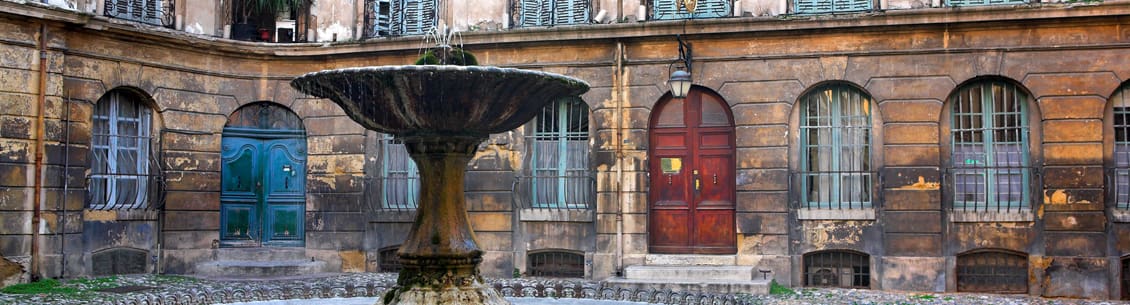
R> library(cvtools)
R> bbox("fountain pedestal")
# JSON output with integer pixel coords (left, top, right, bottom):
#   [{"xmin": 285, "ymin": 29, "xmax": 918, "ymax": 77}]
[
  {"xmin": 291, "ymin": 65, "xmax": 588, "ymax": 305},
  {"xmin": 382, "ymin": 135, "xmax": 506, "ymax": 305}
]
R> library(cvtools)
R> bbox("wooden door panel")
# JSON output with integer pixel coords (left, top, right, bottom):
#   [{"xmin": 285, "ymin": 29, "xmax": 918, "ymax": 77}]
[
  {"xmin": 698, "ymin": 155, "xmax": 734, "ymax": 205},
  {"xmin": 263, "ymin": 138, "xmax": 306, "ymax": 247},
  {"xmin": 694, "ymin": 210, "xmax": 735, "ymax": 248},
  {"xmin": 650, "ymin": 211, "xmax": 690, "ymax": 249}
]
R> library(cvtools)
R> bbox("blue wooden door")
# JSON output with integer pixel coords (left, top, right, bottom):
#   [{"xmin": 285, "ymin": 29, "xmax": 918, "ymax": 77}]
[{"xmin": 220, "ymin": 136, "xmax": 306, "ymax": 247}]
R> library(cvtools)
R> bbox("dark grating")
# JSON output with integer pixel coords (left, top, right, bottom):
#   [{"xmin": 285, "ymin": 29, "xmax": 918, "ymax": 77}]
[
  {"xmin": 1122, "ymin": 257, "xmax": 1129, "ymax": 300},
  {"xmin": 527, "ymin": 251, "xmax": 584, "ymax": 278},
  {"xmin": 379, "ymin": 246, "xmax": 402, "ymax": 273},
  {"xmin": 957, "ymin": 250, "xmax": 1028, "ymax": 293},
  {"xmin": 96, "ymin": 285, "xmax": 157, "ymax": 294},
  {"xmin": 803, "ymin": 250, "xmax": 870, "ymax": 289}
]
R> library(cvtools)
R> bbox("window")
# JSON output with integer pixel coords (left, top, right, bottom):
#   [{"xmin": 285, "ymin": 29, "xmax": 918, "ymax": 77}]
[
  {"xmin": 949, "ymin": 80, "xmax": 1031, "ymax": 212},
  {"xmin": 1122, "ymin": 256, "xmax": 1129, "ymax": 300},
  {"xmin": 527, "ymin": 250, "xmax": 585, "ymax": 278},
  {"xmin": 799, "ymin": 85, "xmax": 873, "ymax": 209},
  {"xmin": 795, "ymin": 0, "xmax": 870, "ymax": 14},
  {"xmin": 652, "ymin": 0, "xmax": 731, "ymax": 20},
  {"xmin": 104, "ymin": 0, "xmax": 171, "ymax": 27},
  {"xmin": 522, "ymin": 97, "xmax": 592, "ymax": 209},
  {"xmin": 956, "ymin": 249, "xmax": 1028, "ymax": 293},
  {"xmin": 89, "ymin": 90, "xmax": 155, "ymax": 210},
  {"xmin": 516, "ymin": 0, "xmax": 589, "ymax": 27},
  {"xmin": 388, "ymin": 0, "xmax": 436, "ymax": 36},
  {"xmin": 1112, "ymin": 85, "xmax": 1130, "ymax": 211},
  {"xmin": 945, "ymin": 0, "xmax": 1026, "ymax": 6},
  {"xmin": 379, "ymin": 245, "xmax": 403, "ymax": 272},
  {"xmin": 364, "ymin": 0, "xmax": 392, "ymax": 38},
  {"xmin": 379, "ymin": 134, "xmax": 419, "ymax": 210},
  {"xmin": 803, "ymin": 250, "xmax": 870, "ymax": 288}
]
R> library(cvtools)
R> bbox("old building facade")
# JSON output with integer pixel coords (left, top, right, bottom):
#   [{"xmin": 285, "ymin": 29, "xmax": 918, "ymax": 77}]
[{"xmin": 2, "ymin": 0, "xmax": 1130, "ymax": 300}]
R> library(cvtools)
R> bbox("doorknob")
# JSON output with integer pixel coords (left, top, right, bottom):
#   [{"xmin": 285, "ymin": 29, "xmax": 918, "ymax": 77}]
[
  {"xmin": 713, "ymin": 174, "xmax": 717, "ymax": 185},
  {"xmin": 693, "ymin": 170, "xmax": 700, "ymax": 191}
]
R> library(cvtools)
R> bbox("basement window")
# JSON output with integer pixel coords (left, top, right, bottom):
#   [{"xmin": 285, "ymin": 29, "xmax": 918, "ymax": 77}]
[
  {"xmin": 1122, "ymin": 256, "xmax": 1129, "ymax": 300},
  {"xmin": 956, "ymin": 249, "xmax": 1028, "ymax": 293},
  {"xmin": 379, "ymin": 246, "xmax": 402, "ymax": 273},
  {"xmin": 527, "ymin": 250, "xmax": 584, "ymax": 278},
  {"xmin": 803, "ymin": 250, "xmax": 870, "ymax": 289}
]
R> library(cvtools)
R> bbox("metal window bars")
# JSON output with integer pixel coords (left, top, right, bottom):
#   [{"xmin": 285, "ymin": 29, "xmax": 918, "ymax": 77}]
[
  {"xmin": 1110, "ymin": 167, "xmax": 1130, "ymax": 211},
  {"xmin": 365, "ymin": 135, "xmax": 420, "ymax": 212},
  {"xmin": 948, "ymin": 80, "xmax": 1031, "ymax": 212},
  {"xmin": 378, "ymin": 245, "xmax": 403, "ymax": 273},
  {"xmin": 802, "ymin": 250, "xmax": 870, "ymax": 289},
  {"xmin": 527, "ymin": 250, "xmax": 585, "ymax": 278},
  {"xmin": 513, "ymin": 173, "xmax": 595, "ymax": 210},
  {"xmin": 956, "ymin": 250, "xmax": 1028, "ymax": 293},
  {"xmin": 87, "ymin": 154, "xmax": 165, "ymax": 210},
  {"xmin": 792, "ymin": 170, "xmax": 878, "ymax": 209},
  {"xmin": 1122, "ymin": 257, "xmax": 1130, "ymax": 300},
  {"xmin": 944, "ymin": 166, "xmax": 1035, "ymax": 213},
  {"xmin": 104, "ymin": 0, "xmax": 175, "ymax": 28},
  {"xmin": 362, "ymin": 0, "xmax": 392, "ymax": 38}
]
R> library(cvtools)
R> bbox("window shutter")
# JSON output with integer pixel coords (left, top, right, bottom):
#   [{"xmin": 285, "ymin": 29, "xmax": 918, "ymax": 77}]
[
  {"xmin": 652, "ymin": 0, "xmax": 729, "ymax": 20},
  {"xmin": 552, "ymin": 0, "xmax": 589, "ymax": 26},
  {"xmin": 796, "ymin": 0, "xmax": 869, "ymax": 13},
  {"xmin": 947, "ymin": 0, "xmax": 1025, "ymax": 6},
  {"xmin": 832, "ymin": 0, "xmax": 870, "ymax": 12},
  {"xmin": 518, "ymin": 0, "xmax": 551, "ymax": 27},
  {"xmin": 401, "ymin": 0, "xmax": 436, "ymax": 36}
]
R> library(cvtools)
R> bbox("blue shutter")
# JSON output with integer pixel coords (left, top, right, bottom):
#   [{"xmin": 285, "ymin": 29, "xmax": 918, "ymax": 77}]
[
  {"xmin": 946, "ymin": 0, "xmax": 1025, "ymax": 6},
  {"xmin": 518, "ymin": 0, "xmax": 552, "ymax": 27},
  {"xmin": 796, "ymin": 0, "xmax": 870, "ymax": 14},
  {"xmin": 653, "ymin": 0, "xmax": 730, "ymax": 20},
  {"xmin": 401, "ymin": 0, "xmax": 436, "ymax": 35},
  {"xmin": 104, "ymin": 0, "xmax": 163, "ymax": 26},
  {"xmin": 553, "ymin": 0, "xmax": 589, "ymax": 25}
]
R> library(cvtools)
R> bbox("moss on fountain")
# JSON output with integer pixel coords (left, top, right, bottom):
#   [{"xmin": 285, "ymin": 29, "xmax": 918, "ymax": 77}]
[{"xmin": 414, "ymin": 47, "xmax": 478, "ymax": 66}]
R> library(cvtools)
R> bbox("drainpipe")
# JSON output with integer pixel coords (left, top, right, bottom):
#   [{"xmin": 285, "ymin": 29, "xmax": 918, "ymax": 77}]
[
  {"xmin": 614, "ymin": 41, "xmax": 625, "ymax": 276},
  {"xmin": 31, "ymin": 23, "xmax": 48, "ymax": 282},
  {"xmin": 59, "ymin": 94, "xmax": 72, "ymax": 279}
]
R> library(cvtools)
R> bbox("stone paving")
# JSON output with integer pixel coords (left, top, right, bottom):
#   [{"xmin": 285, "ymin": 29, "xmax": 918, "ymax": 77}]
[{"xmin": 0, "ymin": 273, "xmax": 1126, "ymax": 305}]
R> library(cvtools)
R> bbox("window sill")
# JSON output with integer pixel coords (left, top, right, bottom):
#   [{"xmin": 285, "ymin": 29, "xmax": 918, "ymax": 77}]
[
  {"xmin": 1112, "ymin": 210, "xmax": 1130, "ymax": 223},
  {"xmin": 950, "ymin": 210, "xmax": 1034, "ymax": 222},
  {"xmin": 519, "ymin": 209, "xmax": 593, "ymax": 222},
  {"xmin": 83, "ymin": 209, "xmax": 158, "ymax": 221},
  {"xmin": 797, "ymin": 208, "xmax": 875, "ymax": 220}
]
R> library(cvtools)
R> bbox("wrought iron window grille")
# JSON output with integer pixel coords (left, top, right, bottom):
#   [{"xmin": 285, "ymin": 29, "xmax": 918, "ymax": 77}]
[
  {"xmin": 513, "ymin": 174, "xmax": 596, "ymax": 210},
  {"xmin": 87, "ymin": 91, "xmax": 164, "ymax": 211},
  {"xmin": 947, "ymin": 80, "xmax": 1033, "ymax": 213},
  {"xmin": 365, "ymin": 134, "xmax": 420, "ymax": 212},
  {"xmin": 527, "ymin": 250, "xmax": 585, "ymax": 278},
  {"xmin": 378, "ymin": 246, "xmax": 403, "ymax": 273},
  {"xmin": 520, "ymin": 97, "xmax": 593, "ymax": 210},
  {"xmin": 802, "ymin": 250, "xmax": 870, "ymax": 289},
  {"xmin": 791, "ymin": 170, "xmax": 880, "ymax": 210},
  {"xmin": 103, "ymin": 0, "xmax": 175, "ymax": 28},
  {"xmin": 956, "ymin": 249, "xmax": 1028, "ymax": 293},
  {"xmin": 1121, "ymin": 256, "xmax": 1129, "ymax": 300}
]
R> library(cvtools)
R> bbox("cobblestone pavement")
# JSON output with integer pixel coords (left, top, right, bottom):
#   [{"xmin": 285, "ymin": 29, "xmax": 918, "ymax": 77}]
[{"xmin": 0, "ymin": 273, "xmax": 1126, "ymax": 305}]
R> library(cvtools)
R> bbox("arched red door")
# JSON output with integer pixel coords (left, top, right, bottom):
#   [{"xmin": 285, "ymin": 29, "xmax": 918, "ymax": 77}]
[{"xmin": 648, "ymin": 88, "xmax": 736, "ymax": 254}]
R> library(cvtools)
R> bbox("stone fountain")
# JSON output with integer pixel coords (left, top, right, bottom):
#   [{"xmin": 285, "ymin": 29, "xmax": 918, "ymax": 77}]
[{"xmin": 290, "ymin": 47, "xmax": 589, "ymax": 305}]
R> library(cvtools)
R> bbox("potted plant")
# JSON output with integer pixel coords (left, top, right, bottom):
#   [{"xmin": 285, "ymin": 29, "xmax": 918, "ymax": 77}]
[{"xmin": 231, "ymin": 0, "xmax": 306, "ymax": 41}]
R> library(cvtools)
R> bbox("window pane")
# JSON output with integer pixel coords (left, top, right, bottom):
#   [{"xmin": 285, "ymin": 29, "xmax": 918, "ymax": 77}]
[
  {"xmin": 1112, "ymin": 86, "xmax": 1130, "ymax": 209},
  {"xmin": 656, "ymin": 99, "xmax": 685, "ymax": 127},
  {"xmin": 949, "ymin": 80, "xmax": 1029, "ymax": 210},
  {"xmin": 88, "ymin": 90, "xmax": 152, "ymax": 209},
  {"xmin": 799, "ymin": 85, "xmax": 872, "ymax": 209},
  {"xmin": 529, "ymin": 98, "xmax": 591, "ymax": 208},
  {"xmin": 700, "ymin": 96, "xmax": 729, "ymax": 126},
  {"xmin": 381, "ymin": 135, "xmax": 419, "ymax": 209}
]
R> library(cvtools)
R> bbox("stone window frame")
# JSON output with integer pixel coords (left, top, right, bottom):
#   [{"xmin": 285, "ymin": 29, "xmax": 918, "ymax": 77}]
[
  {"xmin": 88, "ymin": 88, "xmax": 159, "ymax": 211},
  {"xmin": 512, "ymin": 0, "xmax": 591, "ymax": 28},
  {"xmin": 940, "ymin": 77, "xmax": 1041, "ymax": 223},
  {"xmin": 1107, "ymin": 82, "xmax": 1130, "ymax": 222},
  {"xmin": 790, "ymin": 81, "xmax": 883, "ymax": 221}
]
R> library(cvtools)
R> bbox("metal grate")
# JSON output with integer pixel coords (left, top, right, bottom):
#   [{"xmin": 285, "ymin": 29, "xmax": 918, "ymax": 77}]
[
  {"xmin": 364, "ymin": 134, "xmax": 419, "ymax": 212},
  {"xmin": 513, "ymin": 175, "xmax": 594, "ymax": 210},
  {"xmin": 518, "ymin": 97, "xmax": 593, "ymax": 210},
  {"xmin": 798, "ymin": 84, "xmax": 874, "ymax": 209},
  {"xmin": 948, "ymin": 80, "xmax": 1031, "ymax": 212},
  {"xmin": 104, "ymin": 0, "xmax": 174, "ymax": 27},
  {"xmin": 956, "ymin": 250, "xmax": 1028, "ymax": 293},
  {"xmin": 803, "ymin": 250, "xmax": 870, "ymax": 288},
  {"xmin": 379, "ymin": 246, "xmax": 402, "ymax": 273},
  {"xmin": 1112, "ymin": 87, "xmax": 1130, "ymax": 210},
  {"xmin": 527, "ymin": 250, "xmax": 584, "ymax": 278},
  {"xmin": 88, "ymin": 90, "xmax": 164, "ymax": 210},
  {"xmin": 1123, "ymin": 256, "xmax": 1130, "ymax": 300}
]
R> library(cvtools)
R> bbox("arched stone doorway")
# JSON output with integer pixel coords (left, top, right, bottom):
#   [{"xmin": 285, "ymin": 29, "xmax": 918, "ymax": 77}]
[
  {"xmin": 219, "ymin": 102, "xmax": 307, "ymax": 247},
  {"xmin": 647, "ymin": 86, "xmax": 736, "ymax": 254}
]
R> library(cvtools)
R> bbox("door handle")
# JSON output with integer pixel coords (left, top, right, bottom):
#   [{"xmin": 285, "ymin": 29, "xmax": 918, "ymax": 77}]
[
  {"xmin": 713, "ymin": 174, "xmax": 717, "ymax": 185},
  {"xmin": 693, "ymin": 170, "xmax": 700, "ymax": 191},
  {"xmin": 667, "ymin": 175, "xmax": 672, "ymax": 185}
]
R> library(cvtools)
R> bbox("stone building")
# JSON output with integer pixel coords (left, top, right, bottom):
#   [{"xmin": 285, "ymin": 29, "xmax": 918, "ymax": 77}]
[{"xmin": 1, "ymin": 0, "xmax": 1129, "ymax": 300}]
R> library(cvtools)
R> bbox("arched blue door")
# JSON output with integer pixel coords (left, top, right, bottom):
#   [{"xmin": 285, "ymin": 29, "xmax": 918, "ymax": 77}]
[{"xmin": 220, "ymin": 102, "xmax": 307, "ymax": 247}]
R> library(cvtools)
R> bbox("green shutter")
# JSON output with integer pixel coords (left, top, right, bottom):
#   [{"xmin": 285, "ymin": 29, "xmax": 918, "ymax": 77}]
[
  {"xmin": 653, "ymin": 0, "xmax": 731, "ymax": 20},
  {"xmin": 518, "ymin": 0, "xmax": 552, "ymax": 27},
  {"xmin": 553, "ymin": 0, "xmax": 589, "ymax": 25},
  {"xmin": 391, "ymin": 0, "xmax": 435, "ymax": 36},
  {"xmin": 796, "ymin": 0, "xmax": 870, "ymax": 14},
  {"xmin": 946, "ymin": 0, "xmax": 1026, "ymax": 6}
]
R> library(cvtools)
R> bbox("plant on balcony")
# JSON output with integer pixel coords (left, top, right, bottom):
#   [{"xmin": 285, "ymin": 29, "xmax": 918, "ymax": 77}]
[{"xmin": 232, "ymin": 0, "xmax": 309, "ymax": 41}]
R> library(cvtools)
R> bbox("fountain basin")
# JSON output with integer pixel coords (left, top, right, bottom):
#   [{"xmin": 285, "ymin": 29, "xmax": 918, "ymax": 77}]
[{"xmin": 219, "ymin": 297, "xmax": 650, "ymax": 305}]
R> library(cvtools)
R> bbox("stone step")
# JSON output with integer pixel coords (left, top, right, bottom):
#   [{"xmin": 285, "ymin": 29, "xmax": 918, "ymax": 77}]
[
  {"xmin": 644, "ymin": 254, "xmax": 736, "ymax": 266},
  {"xmin": 625, "ymin": 265, "xmax": 755, "ymax": 281},
  {"xmin": 216, "ymin": 247, "xmax": 309, "ymax": 262},
  {"xmin": 603, "ymin": 277, "xmax": 770, "ymax": 295},
  {"xmin": 195, "ymin": 259, "xmax": 330, "ymax": 279}
]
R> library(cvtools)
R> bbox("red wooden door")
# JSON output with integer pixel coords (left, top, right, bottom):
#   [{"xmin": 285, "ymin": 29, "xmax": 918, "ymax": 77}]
[{"xmin": 648, "ymin": 88, "xmax": 736, "ymax": 254}]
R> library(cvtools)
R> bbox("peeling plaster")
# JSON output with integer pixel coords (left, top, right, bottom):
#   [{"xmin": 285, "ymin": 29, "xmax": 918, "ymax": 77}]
[
  {"xmin": 84, "ymin": 210, "xmax": 117, "ymax": 222},
  {"xmin": 804, "ymin": 221, "xmax": 865, "ymax": 248},
  {"xmin": 184, "ymin": 22, "xmax": 206, "ymax": 35},
  {"xmin": 895, "ymin": 176, "xmax": 940, "ymax": 190}
]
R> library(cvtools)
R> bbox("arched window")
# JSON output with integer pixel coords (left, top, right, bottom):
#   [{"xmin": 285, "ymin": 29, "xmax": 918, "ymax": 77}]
[
  {"xmin": 803, "ymin": 250, "xmax": 870, "ymax": 288},
  {"xmin": 1111, "ymin": 84, "xmax": 1130, "ymax": 211},
  {"xmin": 527, "ymin": 250, "xmax": 584, "ymax": 278},
  {"xmin": 380, "ymin": 134, "xmax": 419, "ymax": 210},
  {"xmin": 798, "ymin": 84, "xmax": 874, "ymax": 210},
  {"xmin": 88, "ymin": 89, "xmax": 156, "ymax": 210},
  {"xmin": 948, "ymin": 79, "xmax": 1032, "ymax": 212},
  {"xmin": 956, "ymin": 249, "xmax": 1028, "ymax": 293},
  {"xmin": 522, "ymin": 97, "xmax": 592, "ymax": 209}
]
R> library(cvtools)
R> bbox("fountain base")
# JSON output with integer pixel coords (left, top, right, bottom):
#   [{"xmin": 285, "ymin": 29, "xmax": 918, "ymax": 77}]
[{"xmin": 382, "ymin": 278, "xmax": 508, "ymax": 305}]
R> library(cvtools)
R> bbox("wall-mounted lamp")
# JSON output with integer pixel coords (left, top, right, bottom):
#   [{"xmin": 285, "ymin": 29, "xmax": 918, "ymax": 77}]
[{"xmin": 668, "ymin": 35, "xmax": 693, "ymax": 98}]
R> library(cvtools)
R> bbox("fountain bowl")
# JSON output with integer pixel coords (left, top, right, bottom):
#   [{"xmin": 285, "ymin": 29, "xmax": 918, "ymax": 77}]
[{"xmin": 290, "ymin": 65, "xmax": 590, "ymax": 138}]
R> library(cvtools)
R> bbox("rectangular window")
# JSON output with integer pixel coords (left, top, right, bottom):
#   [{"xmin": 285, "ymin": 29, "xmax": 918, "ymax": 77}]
[
  {"xmin": 794, "ymin": 0, "xmax": 871, "ymax": 14},
  {"xmin": 104, "ymin": 0, "xmax": 168, "ymax": 27},
  {"xmin": 378, "ymin": 134, "xmax": 419, "ymax": 210},
  {"xmin": 945, "ymin": 0, "xmax": 1026, "ymax": 6},
  {"xmin": 523, "ymin": 98, "xmax": 592, "ymax": 209},
  {"xmin": 950, "ymin": 81, "xmax": 1030, "ymax": 212},
  {"xmin": 1113, "ymin": 87, "xmax": 1130, "ymax": 211},
  {"xmin": 799, "ymin": 86, "xmax": 873, "ymax": 210},
  {"xmin": 389, "ymin": 0, "xmax": 436, "ymax": 36},
  {"xmin": 516, "ymin": 0, "xmax": 590, "ymax": 27},
  {"xmin": 652, "ymin": 0, "xmax": 731, "ymax": 20},
  {"xmin": 364, "ymin": 0, "xmax": 392, "ymax": 38},
  {"xmin": 89, "ymin": 91, "xmax": 154, "ymax": 210}
]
